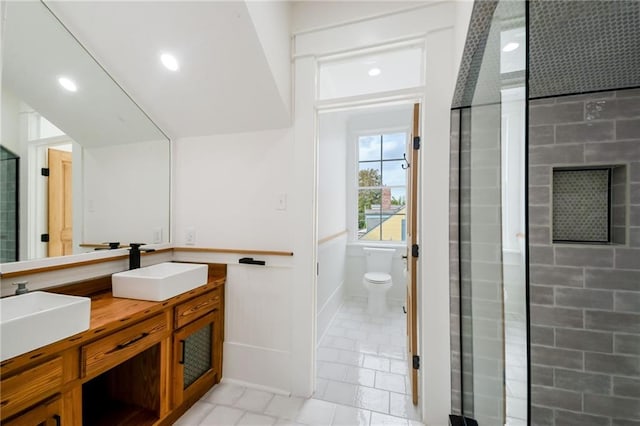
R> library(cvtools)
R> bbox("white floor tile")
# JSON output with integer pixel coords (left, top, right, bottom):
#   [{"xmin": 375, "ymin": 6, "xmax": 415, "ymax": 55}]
[
  {"xmin": 344, "ymin": 366, "xmax": 376, "ymax": 387},
  {"xmin": 314, "ymin": 299, "xmax": 413, "ymax": 420},
  {"xmin": 174, "ymin": 401, "xmax": 216, "ymax": 426},
  {"xmin": 354, "ymin": 341, "xmax": 379, "ymax": 355},
  {"xmin": 236, "ymin": 412, "xmax": 277, "ymax": 426},
  {"xmin": 206, "ymin": 383, "xmax": 246, "ymax": 406},
  {"xmin": 199, "ymin": 405, "xmax": 245, "ymax": 426},
  {"xmin": 331, "ymin": 405, "xmax": 371, "ymax": 426},
  {"xmin": 367, "ymin": 332, "xmax": 391, "ymax": 345},
  {"xmin": 345, "ymin": 328, "xmax": 368, "ymax": 341},
  {"xmin": 375, "ymin": 371, "xmax": 406, "ymax": 394},
  {"xmin": 363, "ymin": 355, "xmax": 391, "ymax": 372},
  {"xmin": 317, "ymin": 347, "xmax": 341, "ymax": 363},
  {"xmin": 370, "ymin": 412, "xmax": 410, "ymax": 426},
  {"xmin": 389, "ymin": 393, "xmax": 421, "ymax": 421},
  {"xmin": 322, "ymin": 380, "xmax": 357, "ymax": 406},
  {"xmin": 378, "ymin": 345, "xmax": 406, "ymax": 361},
  {"xmin": 325, "ymin": 336, "xmax": 357, "ymax": 351},
  {"xmin": 506, "ymin": 417, "xmax": 528, "ymax": 426},
  {"xmin": 389, "ymin": 360, "xmax": 408, "ymax": 375},
  {"xmin": 315, "ymin": 378, "xmax": 329, "ymax": 398},
  {"xmin": 327, "ymin": 326, "xmax": 348, "ymax": 337},
  {"xmin": 296, "ymin": 398, "xmax": 337, "ymax": 426},
  {"xmin": 354, "ymin": 386, "xmax": 390, "ymax": 413},
  {"xmin": 389, "ymin": 335, "xmax": 406, "ymax": 346},
  {"xmin": 317, "ymin": 361, "xmax": 348, "ymax": 381},
  {"xmin": 264, "ymin": 395, "xmax": 305, "ymax": 420},
  {"xmin": 336, "ymin": 350, "xmax": 364, "ymax": 367},
  {"xmin": 338, "ymin": 319, "xmax": 362, "ymax": 330},
  {"xmin": 274, "ymin": 419, "xmax": 307, "ymax": 426},
  {"xmin": 234, "ymin": 389, "xmax": 275, "ymax": 413}
]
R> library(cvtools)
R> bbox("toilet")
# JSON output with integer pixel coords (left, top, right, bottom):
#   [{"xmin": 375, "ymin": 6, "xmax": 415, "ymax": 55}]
[{"xmin": 362, "ymin": 247, "xmax": 394, "ymax": 315}]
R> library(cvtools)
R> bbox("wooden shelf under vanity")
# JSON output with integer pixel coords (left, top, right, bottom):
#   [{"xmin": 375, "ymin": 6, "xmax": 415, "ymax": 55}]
[{"xmin": 0, "ymin": 263, "xmax": 226, "ymax": 426}]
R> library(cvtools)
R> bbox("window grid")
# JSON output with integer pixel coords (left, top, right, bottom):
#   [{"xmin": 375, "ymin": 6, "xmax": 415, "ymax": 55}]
[{"xmin": 357, "ymin": 133, "xmax": 407, "ymax": 241}]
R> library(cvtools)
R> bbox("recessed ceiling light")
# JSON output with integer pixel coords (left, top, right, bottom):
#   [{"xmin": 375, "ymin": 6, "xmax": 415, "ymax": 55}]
[
  {"xmin": 502, "ymin": 42, "xmax": 520, "ymax": 52},
  {"xmin": 368, "ymin": 67, "xmax": 381, "ymax": 77},
  {"xmin": 160, "ymin": 53, "xmax": 179, "ymax": 71},
  {"xmin": 58, "ymin": 76, "xmax": 77, "ymax": 92}
]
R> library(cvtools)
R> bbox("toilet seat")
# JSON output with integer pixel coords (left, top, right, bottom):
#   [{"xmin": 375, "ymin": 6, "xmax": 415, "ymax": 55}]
[{"xmin": 364, "ymin": 272, "xmax": 392, "ymax": 284}]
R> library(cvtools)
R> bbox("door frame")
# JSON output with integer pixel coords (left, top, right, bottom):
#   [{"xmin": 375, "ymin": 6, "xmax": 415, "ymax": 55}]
[
  {"xmin": 313, "ymin": 93, "xmax": 424, "ymax": 405},
  {"xmin": 26, "ymin": 136, "xmax": 73, "ymax": 259}
]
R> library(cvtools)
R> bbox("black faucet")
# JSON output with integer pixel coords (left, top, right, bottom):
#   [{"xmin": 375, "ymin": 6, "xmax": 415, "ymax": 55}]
[{"xmin": 129, "ymin": 243, "xmax": 156, "ymax": 270}]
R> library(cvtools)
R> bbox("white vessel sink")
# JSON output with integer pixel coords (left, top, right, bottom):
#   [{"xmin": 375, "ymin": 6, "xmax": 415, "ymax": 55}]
[
  {"xmin": 112, "ymin": 262, "xmax": 208, "ymax": 302},
  {"xmin": 0, "ymin": 291, "xmax": 91, "ymax": 362}
]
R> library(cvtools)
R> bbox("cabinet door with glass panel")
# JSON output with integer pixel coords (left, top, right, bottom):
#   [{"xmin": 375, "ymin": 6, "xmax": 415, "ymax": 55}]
[{"xmin": 172, "ymin": 289, "xmax": 223, "ymax": 407}]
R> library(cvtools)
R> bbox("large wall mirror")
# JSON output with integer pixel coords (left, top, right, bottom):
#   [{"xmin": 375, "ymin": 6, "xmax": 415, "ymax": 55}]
[{"xmin": 0, "ymin": 1, "xmax": 170, "ymax": 263}]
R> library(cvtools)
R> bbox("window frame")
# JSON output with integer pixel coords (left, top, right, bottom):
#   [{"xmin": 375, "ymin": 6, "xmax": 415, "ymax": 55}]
[{"xmin": 350, "ymin": 126, "xmax": 410, "ymax": 243}]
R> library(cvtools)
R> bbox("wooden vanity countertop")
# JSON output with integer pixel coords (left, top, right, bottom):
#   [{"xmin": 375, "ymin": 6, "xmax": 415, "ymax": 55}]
[{"xmin": 0, "ymin": 264, "xmax": 226, "ymax": 375}]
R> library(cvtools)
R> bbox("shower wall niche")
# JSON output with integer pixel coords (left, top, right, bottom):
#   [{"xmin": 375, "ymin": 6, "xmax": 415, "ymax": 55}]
[{"xmin": 528, "ymin": 89, "xmax": 640, "ymax": 425}]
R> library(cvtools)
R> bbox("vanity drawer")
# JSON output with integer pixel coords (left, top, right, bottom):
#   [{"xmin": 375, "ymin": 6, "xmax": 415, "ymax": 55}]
[
  {"xmin": 175, "ymin": 288, "xmax": 221, "ymax": 329},
  {"xmin": 81, "ymin": 313, "xmax": 168, "ymax": 378},
  {"xmin": 0, "ymin": 357, "xmax": 63, "ymax": 419}
]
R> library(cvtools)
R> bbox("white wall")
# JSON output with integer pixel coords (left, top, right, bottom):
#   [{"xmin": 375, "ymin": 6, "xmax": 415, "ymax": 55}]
[
  {"xmin": 245, "ymin": 1, "xmax": 292, "ymax": 117},
  {"xmin": 83, "ymin": 139, "xmax": 170, "ymax": 246},
  {"xmin": 173, "ymin": 128, "xmax": 300, "ymax": 394},
  {"xmin": 317, "ymin": 111, "xmax": 348, "ymax": 344},
  {"xmin": 291, "ymin": 1, "xmax": 431, "ymax": 33},
  {"xmin": 1, "ymin": 88, "xmax": 21, "ymax": 155},
  {"xmin": 318, "ymin": 112, "xmax": 347, "ymax": 239},
  {"xmin": 224, "ymin": 262, "xmax": 293, "ymax": 393},
  {"xmin": 317, "ymin": 236, "xmax": 346, "ymax": 345},
  {"xmin": 419, "ymin": 26, "xmax": 457, "ymax": 424},
  {"xmin": 173, "ymin": 128, "xmax": 294, "ymax": 250},
  {"xmin": 293, "ymin": 2, "xmax": 473, "ymax": 423}
]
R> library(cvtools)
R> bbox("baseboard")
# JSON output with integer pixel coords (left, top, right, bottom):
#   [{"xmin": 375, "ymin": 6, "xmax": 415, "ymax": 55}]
[
  {"xmin": 317, "ymin": 280, "xmax": 345, "ymax": 346},
  {"xmin": 220, "ymin": 377, "xmax": 291, "ymax": 396},
  {"xmin": 223, "ymin": 341, "xmax": 291, "ymax": 394}
]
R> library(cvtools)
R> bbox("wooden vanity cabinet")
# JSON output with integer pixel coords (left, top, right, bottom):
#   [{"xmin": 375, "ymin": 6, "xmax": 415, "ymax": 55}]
[
  {"xmin": 171, "ymin": 286, "xmax": 224, "ymax": 408},
  {"xmin": 0, "ymin": 357, "xmax": 64, "ymax": 422},
  {"xmin": 0, "ymin": 263, "xmax": 226, "ymax": 426},
  {"xmin": 3, "ymin": 394, "xmax": 62, "ymax": 426}
]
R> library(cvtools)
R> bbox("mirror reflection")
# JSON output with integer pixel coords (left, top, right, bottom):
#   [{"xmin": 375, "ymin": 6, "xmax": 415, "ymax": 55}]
[{"xmin": 0, "ymin": 1, "xmax": 170, "ymax": 262}]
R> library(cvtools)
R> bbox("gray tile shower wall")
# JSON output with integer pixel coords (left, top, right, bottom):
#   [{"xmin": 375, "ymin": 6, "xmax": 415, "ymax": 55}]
[
  {"xmin": 529, "ymin": 89, "xmax": 640, "ymax": 426},
  {"xmin": 0, "ymin": 154, "xmax": 18, "ymax": 263}
]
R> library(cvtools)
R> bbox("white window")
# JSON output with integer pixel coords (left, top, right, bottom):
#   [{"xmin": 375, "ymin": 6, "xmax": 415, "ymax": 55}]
[{"xmin": 357, "ymin": 132, "xmax": 408, "ymax": 241}]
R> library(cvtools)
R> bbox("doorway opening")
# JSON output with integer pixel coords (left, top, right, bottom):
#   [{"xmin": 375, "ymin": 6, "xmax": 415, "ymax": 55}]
[{"xmin": 314, "ymin": 100, "xmax": 421, "ymax": 422}]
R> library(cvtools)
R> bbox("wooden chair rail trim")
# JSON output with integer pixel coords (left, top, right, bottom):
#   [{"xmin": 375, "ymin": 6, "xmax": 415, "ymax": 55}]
[
  {"xmin": 0, "ymin": 249, "xmax": 172, "ymax": 279},
  {"xmin": 173, "ymin": 247, "xmax": 294, "ymax": 257},
  {"xmin": 318, "ymin": 230, "xmax": 348, "ymax": 245},
  {"xmin": 79, "ymin": 243, "xmax": 132, "ymax": 249},
  {"xmin": 0, "ymin": 247, "xmax": 290, "ymax": 279}
]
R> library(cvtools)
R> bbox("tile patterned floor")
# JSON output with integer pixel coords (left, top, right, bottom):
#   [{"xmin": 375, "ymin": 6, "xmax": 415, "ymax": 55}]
[
  {"xmin": 314, "ymin": 298, "xmax": 420, "ymax": 423},
  {"xmin": 176, "ymin": 299, "xmax": 421, "ymax": 425}
]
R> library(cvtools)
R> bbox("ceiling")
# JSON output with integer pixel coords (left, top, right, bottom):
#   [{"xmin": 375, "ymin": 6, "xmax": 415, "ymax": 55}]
[
  {"xmin": 2, "ymin": 1, "xmax": 167, "ymax": 147},
  {"xmin": 45, "ymin": 1, "xmax": 291, "ymax": 140}
]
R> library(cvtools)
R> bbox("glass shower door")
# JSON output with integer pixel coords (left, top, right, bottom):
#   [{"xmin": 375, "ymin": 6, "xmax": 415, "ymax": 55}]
[{"xmin": 453, "ymin": 0, "xmax": 528, "ymax": 424}]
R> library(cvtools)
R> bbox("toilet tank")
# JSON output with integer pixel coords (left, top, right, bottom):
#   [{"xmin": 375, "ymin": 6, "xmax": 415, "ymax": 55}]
[{"xmin": 363, "ymin": 247, "xmax": 395, "ymax": 273}]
